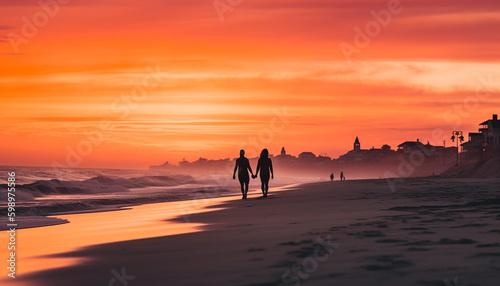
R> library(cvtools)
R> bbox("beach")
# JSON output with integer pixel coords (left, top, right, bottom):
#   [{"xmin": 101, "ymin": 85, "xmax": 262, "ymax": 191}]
[
  {"xmin": 3, "ymin": 0, "xmax": 500, "ymax": 285},
  {"xmin": 4, "ymin": 177, "xmax": 499, "ymax": 286}
]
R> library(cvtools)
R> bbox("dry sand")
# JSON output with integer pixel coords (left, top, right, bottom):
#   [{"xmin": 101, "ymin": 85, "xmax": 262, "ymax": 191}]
[{"xmin": 12, "ymin": 177, "xmax": 500, "ymax": 286}]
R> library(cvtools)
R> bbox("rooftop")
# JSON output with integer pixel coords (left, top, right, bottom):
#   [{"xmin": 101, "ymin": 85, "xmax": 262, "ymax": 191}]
[{"xmin": 479, "ymin": 114, "xmax": 499, "ymax": 127}]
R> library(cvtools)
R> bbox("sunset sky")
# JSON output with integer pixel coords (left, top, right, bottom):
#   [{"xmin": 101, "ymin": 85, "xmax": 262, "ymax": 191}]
[{"xmin": 1, "ymin": 0, "xmax": 500, "ymax": 169}]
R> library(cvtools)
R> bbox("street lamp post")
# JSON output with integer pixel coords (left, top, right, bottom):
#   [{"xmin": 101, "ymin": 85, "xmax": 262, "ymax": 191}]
[{"xmin": 451, "ymin": 131, "xmax": 464, "ymax": 166}]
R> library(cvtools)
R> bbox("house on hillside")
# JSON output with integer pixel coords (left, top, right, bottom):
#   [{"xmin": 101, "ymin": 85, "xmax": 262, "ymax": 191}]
[
  {"xmin": 480, "ymin": 114, "xmax": 500, "ymax": 149},
  {"xmin": 397, "ymin": 139, "xmax": 457, "ymax": 163},
  {"xmin": 461, "ymin": 114, "xmax": 500, "ymax": 161}
]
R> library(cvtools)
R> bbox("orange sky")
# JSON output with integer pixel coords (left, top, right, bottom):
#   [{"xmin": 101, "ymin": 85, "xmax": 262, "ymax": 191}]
[{"xmin": 1, "ymin": 0, "xmax": 500, "ymax": 169}]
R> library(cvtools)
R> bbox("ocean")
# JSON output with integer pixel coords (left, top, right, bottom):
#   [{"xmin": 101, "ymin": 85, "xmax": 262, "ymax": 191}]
[{"xmin": 0, "ymin": 166, "xmax": 238, "ymax": 230}]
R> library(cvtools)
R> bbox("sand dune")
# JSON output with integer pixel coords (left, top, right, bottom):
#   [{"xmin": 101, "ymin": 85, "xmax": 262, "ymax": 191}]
[{"xmin": 441, "ymin": 158, "xmax": 500, "ymax": 178}]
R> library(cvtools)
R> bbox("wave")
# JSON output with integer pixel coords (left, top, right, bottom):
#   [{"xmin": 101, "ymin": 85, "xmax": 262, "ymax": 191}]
[{"xmin": 10, "ymin": 175, "xmax": 196, "ymax": 196}]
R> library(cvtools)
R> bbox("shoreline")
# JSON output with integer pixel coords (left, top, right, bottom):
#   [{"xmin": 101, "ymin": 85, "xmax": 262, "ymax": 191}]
[
  {"xmin": 0, "ymin": 183, "xmax": 299, "ymax": 283},
  {"xmin": 0, "ymin": 197, "xmax": 228, "ymax": 282},
  {"xmin": 0, "ymin": 179, "xmax": 303, "ymax": 231}
]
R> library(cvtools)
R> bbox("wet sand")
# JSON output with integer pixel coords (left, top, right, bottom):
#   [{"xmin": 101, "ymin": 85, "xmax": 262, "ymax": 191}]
[
  {"xmin": 0, "ymin": 197, "xmax": 229, "ymax": 285},
  {"xmin": 5, "ymin": 178, "xmax": 500, "ymax": 286}
]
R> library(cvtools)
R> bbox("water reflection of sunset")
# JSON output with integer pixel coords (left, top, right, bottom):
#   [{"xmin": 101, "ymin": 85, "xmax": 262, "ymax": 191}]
[{"xmin": 2, "ymin": 198, "xmax": 227, "ymax": 281}]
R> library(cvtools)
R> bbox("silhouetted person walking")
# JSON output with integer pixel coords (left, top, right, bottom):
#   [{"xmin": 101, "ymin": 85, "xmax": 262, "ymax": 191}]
[
  {"xmin": 340, "ymin": 171, "xmax": 345, "ymax": 181},
  {"xmin": 233, "ymin": 150, "xmax": 254, "ymax": 199},
  {"xmin": 253, "ymin": 149, "xmax": 274, "ymax": 197},
  {"xmin": 330, "ymin": 173, "xmax": 334, "ymax": 181}
]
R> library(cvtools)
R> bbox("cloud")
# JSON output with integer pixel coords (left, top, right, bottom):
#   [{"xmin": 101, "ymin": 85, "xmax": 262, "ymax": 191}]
[
  {"xmin": 2, "ymin": 0, "xmax": 499, "ymax": 62},
  {"xmin": 1, "ymin": 0, "xmax": 499, "ymax": 167}
]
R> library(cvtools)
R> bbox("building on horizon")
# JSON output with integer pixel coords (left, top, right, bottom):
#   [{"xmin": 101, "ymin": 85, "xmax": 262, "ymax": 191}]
[
  {"xmin": 298, "ymin": 151, "xmax": 317, "ymax": 161},
  {"xmin": 338, "ymin": 137, "xmax": 396, "ymax": 163},
  {"xmin": 397, "ymin": 139, "xmax": 433, "ymax": 154},
  {"xmin": 275, "ymin": 147, "xmax": 295, "ymax": 160}
]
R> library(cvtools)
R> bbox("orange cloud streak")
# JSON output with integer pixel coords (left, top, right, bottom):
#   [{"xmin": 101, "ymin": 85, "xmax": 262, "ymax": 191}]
[{"xmin": 1, "ymin": 0, "xmax": 499, "ymax": 168}]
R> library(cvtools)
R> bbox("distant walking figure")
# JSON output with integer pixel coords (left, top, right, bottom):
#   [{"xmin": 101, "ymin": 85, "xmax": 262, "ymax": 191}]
[
  {"xmin": 330, "ymin": 173, "xmax": 334, "ymax": 181},
  {"xmin": 233, "ymin": 150, "xmax": 254, "ymax": 199},
  {"xmin": 340, "ymin": 171, "xmax": 345, "ymax": 181},
  {"xmin": 253, "ymin": 149, "xmax": 274, "ymax": 197}
]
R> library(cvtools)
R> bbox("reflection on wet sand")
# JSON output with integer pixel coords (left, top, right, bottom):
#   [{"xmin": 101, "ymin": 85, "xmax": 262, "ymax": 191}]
[{"xmin": 4, "ymin": 197, "xmax": 230, "ymax": 283}]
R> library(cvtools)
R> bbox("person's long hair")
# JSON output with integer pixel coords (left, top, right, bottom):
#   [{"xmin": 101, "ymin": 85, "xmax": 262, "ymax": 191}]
[{"xmin": 260, "ymin": 149, "xmax": 269, "ymax": 159}]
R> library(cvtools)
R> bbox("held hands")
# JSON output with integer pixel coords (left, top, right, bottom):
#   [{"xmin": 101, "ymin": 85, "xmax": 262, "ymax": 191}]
[{"xmin": 252, "ymin": 175, "xmax": 257, "ymax": 179}]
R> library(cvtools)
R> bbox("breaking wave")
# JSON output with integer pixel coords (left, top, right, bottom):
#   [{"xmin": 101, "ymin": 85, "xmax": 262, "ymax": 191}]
[{"xmin": 11, "ymin": 175, "xmax": 196, "ymax": 196}]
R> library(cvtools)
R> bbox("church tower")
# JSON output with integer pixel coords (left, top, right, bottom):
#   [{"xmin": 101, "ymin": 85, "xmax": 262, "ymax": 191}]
[
  {"xmin": 354, "ymin": 137, "xmax": 360, "ymax": 151},
  {"xmin": 281, "ymin": 147, "xmax": 286, "ymax": 156}
]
